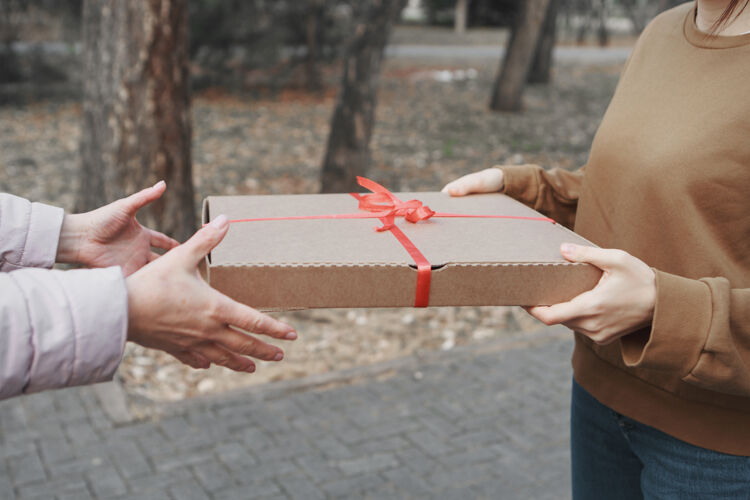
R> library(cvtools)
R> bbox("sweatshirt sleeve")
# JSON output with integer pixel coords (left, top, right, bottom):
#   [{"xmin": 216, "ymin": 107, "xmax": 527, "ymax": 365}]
[
  {"xmin": 0, "ymin": 193, "xmax": 64, "ymax": 272},
  {"xmin": 620, "ymin": 271, "xmax": 750, "ymax": 397},
  {"xmin": 0, "ymin": 266, "xmax": 128, "ymax": 400},
  {"xmin": 499, "ymin": 165, "xmax": 585, "ymax": 229}
]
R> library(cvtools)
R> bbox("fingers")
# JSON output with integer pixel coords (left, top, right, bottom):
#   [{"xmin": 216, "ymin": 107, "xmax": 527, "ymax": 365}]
[
  {"xmin": 526, "ymin": 303, "xmax": 577, "ymax": 326},
  {"xmin": 149, "ymin": 229, "xmax": 180, "ymax": 250},
  {"xmin": 524, "ymin": 292, "xmax": 595, "ymax": 326},
  {"xmin": 212, "ymin": 327, "xmax": 284, "ymax": 362},
  {"xmin": 175, "ymin": 214, "xmax": 229, "ymax": 267},
  {"xmin": 168, "ymin": 349, "xmax": 211, "ymax": 370},
  {"xmin": 215, "ymin": 295, "xmax": 297, "ymax": 340},
  {"xmin": 148, "ymin": 251, "xmax": 161, "ymax": 262},
  {"xmin": 441, "ymin": 168, "xmax": 504, "ymax": 197},
  {"xmin": 560, "ymin": 243, "xmax": 628, "ymax": 271},
  {"xmin": 122, "ymin": 180, "xmax": 167, "ymax": 215},
  {"xmin": 191, "ymin": 342, "xmax": 256, "ymax": 373}
]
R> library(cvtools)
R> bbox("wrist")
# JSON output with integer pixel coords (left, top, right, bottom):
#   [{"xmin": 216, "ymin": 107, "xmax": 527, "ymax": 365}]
[
  {"xmin": 125, "ymin": 270, "xmax": 156, "ymax": 344},
  {"xmin": 56, "ymin": 213, "xmax": 87, "ymax": 265},
  {"xmin": 644, "ymin": 268, "xmax": 657, "ymax": 323},
  {"xmin": 125, "ymin": 275, "xmax": 141, "ymax": 343}
]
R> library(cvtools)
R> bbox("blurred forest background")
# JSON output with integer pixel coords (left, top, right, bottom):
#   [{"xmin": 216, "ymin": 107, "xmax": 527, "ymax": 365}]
[{"xmin": 0, "ymin": 0, "xmax": 682, "ymax": 405}]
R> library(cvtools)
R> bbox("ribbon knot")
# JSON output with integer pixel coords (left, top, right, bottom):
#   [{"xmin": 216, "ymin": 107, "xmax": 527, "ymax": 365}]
[{"xmin": 355, "ymin": 176, "xmax": 435, "ymax": 231}]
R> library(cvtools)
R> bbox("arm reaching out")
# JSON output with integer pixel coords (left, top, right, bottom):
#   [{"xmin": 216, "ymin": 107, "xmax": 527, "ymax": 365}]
[{"xmin": 1, "ymin": 213, "xmax": 297, "ymax": 400}]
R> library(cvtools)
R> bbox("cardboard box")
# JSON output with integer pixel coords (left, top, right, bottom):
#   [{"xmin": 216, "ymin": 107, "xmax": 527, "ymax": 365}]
[{"xmin": 203, "ymin": 188, "xmax": 601, "ymax": 310}]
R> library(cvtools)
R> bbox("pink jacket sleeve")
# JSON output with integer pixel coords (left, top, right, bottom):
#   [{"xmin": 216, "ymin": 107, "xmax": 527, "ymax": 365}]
[{"xmin": 1, "ymin": 194, "xmax": 128, "ymax": 399}]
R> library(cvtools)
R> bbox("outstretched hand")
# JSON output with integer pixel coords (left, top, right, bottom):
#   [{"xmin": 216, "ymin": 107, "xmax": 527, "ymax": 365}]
[
  {"xmin": 125, "ymin": 215, "xmax": 298, "ymax": 372},
  {"xmin": 525, "ymin": 244, "xmax": 656, "ymax": 345},
  {"xmin": 56, "ymin": 181, "xmax": 179, "ymax": 276}
]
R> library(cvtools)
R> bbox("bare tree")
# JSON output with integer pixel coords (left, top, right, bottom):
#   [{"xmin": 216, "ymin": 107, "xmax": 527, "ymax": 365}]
[
  {"xmin": 621, "ymin": 0, "xmax": 684, "ymax": 34},
  {"xmin": 575, "ymin": 0, "xmax": 592, "ymax": 44},
  {"xmin": 596, "ymin": 0, "xmax": 609, "ymax": 46},
  {"xmin": 0, "ymin": 0, "xmax": 29, "ymax": 83},
  {"xmin": 305, "ymin": 0, "xmax": 324, "ymax": 92},
  {"xmin": 454, "ymin": 0, "xmax": 469, "ymax": 34},
  {"xmin": 78, "ymin": 0, "xmax": 195, "ymax": 241},
  {"xmin": 320, "ymin": 0, "xmax": 407, "ymax": 193},
  {"xmin": 527, "ymin": 0, "xmax": 558, "ymax": 84},
  {"xmin": 489, "ymin": 0, "xmax": 551, "ymax": 112}
]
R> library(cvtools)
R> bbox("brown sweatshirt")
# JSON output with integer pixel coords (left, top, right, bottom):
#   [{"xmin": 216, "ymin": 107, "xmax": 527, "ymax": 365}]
[{"xmin": 500, "ymin": 2, "xmax": 750, "ymax": 455}]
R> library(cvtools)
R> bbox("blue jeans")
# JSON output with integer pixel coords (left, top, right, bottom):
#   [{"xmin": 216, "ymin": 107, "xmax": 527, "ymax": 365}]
[{"xmin": 571, "ymin": 378, "xmax": 750, "ymax": 499}]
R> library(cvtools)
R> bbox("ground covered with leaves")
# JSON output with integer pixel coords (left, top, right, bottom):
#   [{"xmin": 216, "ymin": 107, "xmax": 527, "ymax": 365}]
[{"xmin": 0, "ymin": 55, "xmax": 623, "ymax": 406}]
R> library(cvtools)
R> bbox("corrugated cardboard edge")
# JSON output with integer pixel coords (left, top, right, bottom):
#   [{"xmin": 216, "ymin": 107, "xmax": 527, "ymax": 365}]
[
  {"xmin": 200, "ymin": 198, "xmax": 211, "ymax": 282},
  {"xmin": 210, "ymin": 261, "xmax": 589, "ymax": 268}
]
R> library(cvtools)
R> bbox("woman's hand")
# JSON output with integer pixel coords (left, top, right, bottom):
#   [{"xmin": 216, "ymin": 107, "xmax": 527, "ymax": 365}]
[
  {"xmin": 125, "ymin": 215, "xmax": 297, "ymax": 372},
  {"xmin": 525, "ymin": 244, "xmax": 656, "ymax": 345},
  {"xmin": 56, "ymin": 181, "xmax": 179, "ymax": 276},
  {"xmin": 441, "ymin": 168, "xmax": 505, "ymax": 196}
]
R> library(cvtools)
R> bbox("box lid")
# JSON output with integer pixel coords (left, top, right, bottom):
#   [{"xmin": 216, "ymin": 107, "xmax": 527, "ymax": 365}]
[{"xmin": 205, "ymin": 192, "xmax": 594, "ymax": 268}]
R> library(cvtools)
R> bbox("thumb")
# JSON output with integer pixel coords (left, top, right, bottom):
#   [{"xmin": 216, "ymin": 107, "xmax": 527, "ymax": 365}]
[
  {"xmin": 122, "ymin": 180, "xmax": 166, "ymax": 215},
  {"xmin": 441, "ymin": 174, "xmax": 480, "ymax": 196},
  {"xmin": 179, "ymin": 215, "xmax": 229, "ymax": 266},
  {"xmin": 441, "ymin": 168, "xmax": 503, "ymax": 197},
  {"xmin": 560, "ymin": 243, "xmax": 621, "ymax": 271}
]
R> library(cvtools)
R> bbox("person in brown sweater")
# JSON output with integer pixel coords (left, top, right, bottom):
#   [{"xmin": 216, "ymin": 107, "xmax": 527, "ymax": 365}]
[{"xmin": 444, "ymin": 0, "xmax": 750, "ymax": 497}]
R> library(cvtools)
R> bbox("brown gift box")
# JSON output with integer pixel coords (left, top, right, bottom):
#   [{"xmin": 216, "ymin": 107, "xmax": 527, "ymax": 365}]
[{"xmin": 202, "ymin": 190, "xmax": 601, "ymax": 310}]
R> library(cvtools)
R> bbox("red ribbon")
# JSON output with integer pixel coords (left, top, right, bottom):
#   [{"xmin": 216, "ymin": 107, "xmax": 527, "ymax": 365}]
[
  {"xmin": 220, "ymin": 176, "xmax": 555, "ymax": 308},
  {"xmin": 353, "ymin": 176, "xmax": 436, "ymax": 232},
  {"xmin": 349, "ymin": 187, "xmax": 433, "ymax": 307}
]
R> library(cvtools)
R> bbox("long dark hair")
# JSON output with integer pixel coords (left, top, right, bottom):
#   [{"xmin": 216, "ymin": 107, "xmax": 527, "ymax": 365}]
[{"xmin": 710, "ymin": 0, "xmax": 750, "ymax": 34}]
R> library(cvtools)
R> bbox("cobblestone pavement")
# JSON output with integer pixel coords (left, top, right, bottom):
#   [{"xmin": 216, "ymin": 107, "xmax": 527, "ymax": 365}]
[{"xmin": 0, "ymin": 326, "xmax": 574, "ymax": 500}]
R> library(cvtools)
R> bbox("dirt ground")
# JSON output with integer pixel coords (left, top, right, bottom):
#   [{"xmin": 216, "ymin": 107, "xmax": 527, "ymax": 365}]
[{"xmin": 0, "ymin": 54, "xmax": 624, "ymax": 406}]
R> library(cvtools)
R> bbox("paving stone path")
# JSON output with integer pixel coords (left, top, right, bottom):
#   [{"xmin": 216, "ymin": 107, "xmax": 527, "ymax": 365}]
[{"xmin": 0, "ymin": 326, "xmax": 574, "ymax": 500}]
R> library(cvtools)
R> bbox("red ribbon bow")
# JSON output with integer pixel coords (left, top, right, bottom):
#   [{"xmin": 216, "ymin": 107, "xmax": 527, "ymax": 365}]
[{"xmin": 354, "ymin": 176, "xmax": 436, "ymax": 231}]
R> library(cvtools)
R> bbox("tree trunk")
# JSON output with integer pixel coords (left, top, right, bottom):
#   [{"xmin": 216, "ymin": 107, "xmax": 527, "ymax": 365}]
[
  {"xmin": 489, "ymin": 0, "xmax": 550, "ymax": 112},
  {"xmin": 621, "ymin": 0, "xmax": 646, "ymax": 34},
  {"xmin": 454, "ymin": 0, "xmax": 469, "ymax": 35},
  {"xmin": 78, "ymin": 0, "xmax": 195, "ymax": 241},
  {"xmin": 624, "ymin": 0, "xmax": 684, "ymax": 35},
  {"xmin": 597, "ymin": 0, "xmax": 609, "ymax": 47},
  {"xmin": 0, "ymin": 0, "xmax": 27, "ymax": 84},
  {"xmin": 576, "ymin": 0, "xmax": 591, "ymax": 44},
  {"xmin": 305, "ymin": 0, "xmax": 323, "ymax": 92},
  {"xmin": 320, "ymin": 0, "xmax": 407, "ymax": 193},
  {"xmin": 527, "ymin": 0, "xmax": 558, "ymax": 84}
]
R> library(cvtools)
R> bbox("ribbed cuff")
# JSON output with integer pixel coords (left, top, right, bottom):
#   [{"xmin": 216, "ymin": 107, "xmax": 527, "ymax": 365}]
[
  {"xmin": 620, "ymin": 270, "xmax": 712, "ymax": 375},
  {"xmin": 24, "ymin": 202, "xmax": 65, "ymax": 269}
]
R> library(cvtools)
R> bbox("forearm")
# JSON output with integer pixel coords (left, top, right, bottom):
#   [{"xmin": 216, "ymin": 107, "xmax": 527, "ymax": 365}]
[
  {"xmin": 0, "ymin": 267, "xmax": 128, "ymax": 400},
  {"xmin": 620, "ymin": 272, "xmax": 750, "ymax": 397}
]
